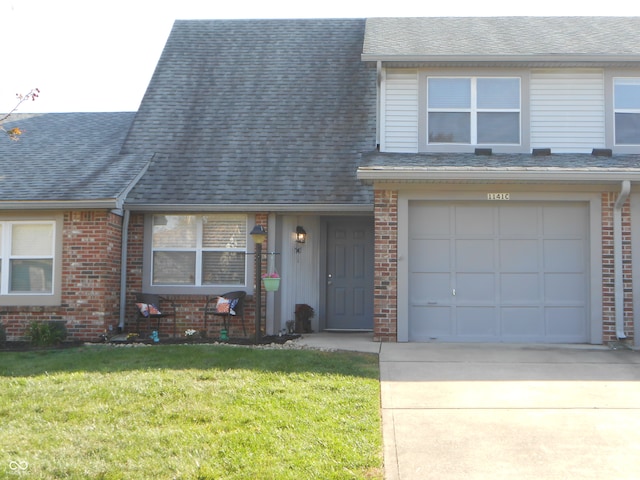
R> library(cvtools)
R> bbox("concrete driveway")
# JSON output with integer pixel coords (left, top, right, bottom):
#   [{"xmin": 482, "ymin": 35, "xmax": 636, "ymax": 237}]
[{"xmin": 380, "ymin": 343, "xmax": 640, "ymax": 480}]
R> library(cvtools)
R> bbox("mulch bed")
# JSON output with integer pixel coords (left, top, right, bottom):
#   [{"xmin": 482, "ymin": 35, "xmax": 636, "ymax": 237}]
[{"xmin": 0, "ymin": 335, "xmax": 301, "ymax": 352}]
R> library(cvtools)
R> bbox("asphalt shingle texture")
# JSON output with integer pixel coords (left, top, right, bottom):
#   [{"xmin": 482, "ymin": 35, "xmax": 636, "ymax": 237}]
[
  {"xmin": 363, "ymin": 17, "xmax": 640, "ymax": 57},
  {"xmin": 1, "ymin": 112, "xmax": 149, "ymax": 202},
  {"xmin": 122, "ymin": 18, "xmax": 377, "ymax": 207}
]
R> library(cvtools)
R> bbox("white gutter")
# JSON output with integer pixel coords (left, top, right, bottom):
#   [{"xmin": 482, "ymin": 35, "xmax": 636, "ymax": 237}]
[
  {"xmin": 614, "ymin": 180, "xmax": 631, "ymax": 340},
  {"xmin": 357, "ymin": 167, "xmax": 640, "ymax": 184}
]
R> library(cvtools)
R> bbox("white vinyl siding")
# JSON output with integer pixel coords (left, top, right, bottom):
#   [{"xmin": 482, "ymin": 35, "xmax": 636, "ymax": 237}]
[
  {"xmin": 530, "ymin": 70, "xmax": 605, "ymax": 153},
  {"xmin": 381, "ymin": 70, "xmax": 419, "ymax": 152}
]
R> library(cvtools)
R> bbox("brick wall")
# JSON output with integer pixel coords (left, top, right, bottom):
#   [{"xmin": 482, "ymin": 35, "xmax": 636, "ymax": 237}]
[
  {"xmin": 601, "ymin": 192, "xmax": 634, "ymax": 343},
  {"xmin": 123, "ymin": 213, "xmax": 265, "ymax": 339},
  {"xmin": 2, "ymin": 210, "xmax": 123, "ymax": 341},
  {"xmin": 373, "ymin": 190, "xmax": 398, "ymax": 342}
]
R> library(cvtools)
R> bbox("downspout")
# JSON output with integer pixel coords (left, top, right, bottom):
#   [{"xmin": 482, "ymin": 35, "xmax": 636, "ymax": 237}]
[
  {"xmin": 118, "ymin": 209, "xmax": 130, "ymax": 332},
  {"xmin": 614, "ymin": 180, "xmax": 631, "ymax": 340}
]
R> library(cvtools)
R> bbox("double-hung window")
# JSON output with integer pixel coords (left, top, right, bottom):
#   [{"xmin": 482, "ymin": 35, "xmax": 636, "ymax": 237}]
[
  {"xmin": 151, "ymin": 214, "xmax": 247, "ymax": 287},
  {"xmin": 614, "ymin": 78, "xmax": 640, "ymax": 145},
  {"xmin": 427, "ymin": 77, "xmax": 521, "ymax": 145},
  {"xmin": 0, "ymin": 221, "xmax": 55, "ymax": 295}
]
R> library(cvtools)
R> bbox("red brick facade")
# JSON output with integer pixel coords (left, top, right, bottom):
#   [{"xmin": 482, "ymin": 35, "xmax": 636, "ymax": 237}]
[
  {"xmin": 2, "ymin": 210, "xmax": 123, "ymax": 341},
  {"xmin": 123, "ymin": 213, "xmax": 265, "ymax": 339},
  {"xmin": 601, "ymin": 192, "xmax": 634, "ymax": 343},
  {"xmin": 373, "ymin": 190, "xmax": 398, "ymax": 342},
  {"xmin": 2, "ymin": 198, "xmax": 634, "ymax": 345}
]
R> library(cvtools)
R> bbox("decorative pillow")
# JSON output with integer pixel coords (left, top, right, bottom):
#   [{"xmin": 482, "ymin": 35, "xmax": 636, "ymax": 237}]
[
  {"xmin": 215, "ymin": 297, "xmax": 239, "ymax": 315},
  {"xmin": 136, "ymin": 303, "xmax": 162, "ymax": 317},
  {"xmin": 215, "ymin": 297, "xmax": 230, "ymax": 313}
]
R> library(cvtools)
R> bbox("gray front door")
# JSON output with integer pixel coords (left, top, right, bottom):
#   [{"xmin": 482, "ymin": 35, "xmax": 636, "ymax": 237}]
[{"xmin": 325, "ymin": 218, "xmax": 374, "ymax": 330}]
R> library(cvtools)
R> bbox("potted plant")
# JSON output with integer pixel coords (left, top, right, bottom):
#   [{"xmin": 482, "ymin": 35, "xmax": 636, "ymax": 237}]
[{"xmin": 262, "ymin": 272, "xmax": 280, "ymax": 291}]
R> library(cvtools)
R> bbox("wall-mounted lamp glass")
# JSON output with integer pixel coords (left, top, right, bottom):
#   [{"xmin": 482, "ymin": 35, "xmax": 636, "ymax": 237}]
[
  {"xmin": 295, "ymin": 226, "xmax": 307, "ymax": 244},
  {"xmin": 295, "ymin": 226, "xmax": 307, "ymax": 254}
]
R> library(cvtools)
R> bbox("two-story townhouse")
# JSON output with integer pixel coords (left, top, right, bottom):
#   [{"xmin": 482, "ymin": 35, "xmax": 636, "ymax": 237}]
[
  {"xmin": 359, "ymin": 17, "xmax": 640, "ymax": 345},
  {"xmin": 3, "ymin": 17, "xmax": 639, "ymax": 347}
]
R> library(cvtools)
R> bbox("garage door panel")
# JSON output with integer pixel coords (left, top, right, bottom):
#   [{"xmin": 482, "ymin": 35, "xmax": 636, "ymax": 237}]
[
  {"xmin": 410, "ymin": 306, "xmax": 452, "ymax": 338},
  {"xmin": 457, "ymin": 307, "xmax": 497, "ymax": 336},
  {"xmin": 543, "ymin": 205, "xmax": 588, "ymax": 235},
  {"xmin": 500, "ymin": 273, "xmax": 540, "ymax": 302},
  {"xmin": 456, "ymin": 274, "xmax": 495, "ymax": 303},
  {"xmin": 546, "ymin": 307, "xmax": 587, "ymax": 340},
  {"xmin": 456, "ymin": 239, "xmax": 494, "ymax": 271},
  {"xmin": 544, "ymin": 239, "xmax": 585, "ymax": 272},
  {"xmin": 545, "ymin": 273, "xmax": 586, "ymax": 303},
  {"xmin": 456, "ymin": 206, "xmax": 494, "ymax": 235},
  {"xmin": 499, "ymin": 206, "xmax": 539, "ymax": 235},
  {"xmin": 410, "ymin": 203, "xmax": 450, "ymax": 236},
  {"xmin": 501, "ymin": 307, "xmax": 544, "ymax": 337},
  {"xmin": 410, "ymin": 273, "xmax": 451, "ymax": 303},
  {"xmin": 410, "ymin": 239, "xmax": 450, "ymax": 271},
  {"xmin": 500, "ymin": 239, "xmax": 539, "ymax": 272}
]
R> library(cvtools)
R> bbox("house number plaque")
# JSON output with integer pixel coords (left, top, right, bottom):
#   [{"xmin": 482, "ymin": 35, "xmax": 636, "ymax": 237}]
[{"xmin": 487, "ymin": 193, "xmax": 510, "ymax": 200}]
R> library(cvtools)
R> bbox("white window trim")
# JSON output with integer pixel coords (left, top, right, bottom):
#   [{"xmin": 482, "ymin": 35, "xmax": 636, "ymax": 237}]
[
  {"xmin": 613, "ymin": 77, "xmax": 640, "ymax": 147},
  {"xmin": 145, "ymin": 213, "xmax": 251, "ymax": 294},
  {"xmin": 426, "ymin": 76, "xmax": 521, "ymax": 146},
  {"xmin": 0, "ymin": 214, "xmax": 63, "ymax": 306}
]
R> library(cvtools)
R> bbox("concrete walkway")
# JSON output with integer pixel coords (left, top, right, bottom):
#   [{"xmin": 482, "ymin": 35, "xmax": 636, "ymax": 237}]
[{"xmin": 297, "ymin": 334, "xmax": 640, "ymax": 480}]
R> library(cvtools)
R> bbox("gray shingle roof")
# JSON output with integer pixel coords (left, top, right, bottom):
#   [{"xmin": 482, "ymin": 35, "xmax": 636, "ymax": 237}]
[
  {"xmin": 0, "ymin": 112, "xmax": 150, "ymax": 207},
  {"xmin": 363, "ymin": 17, "xmax": 640, "ymax": 59},
  {"xmin": 122, "ymin": 18, "xmax": 376, "ymax": 209}
]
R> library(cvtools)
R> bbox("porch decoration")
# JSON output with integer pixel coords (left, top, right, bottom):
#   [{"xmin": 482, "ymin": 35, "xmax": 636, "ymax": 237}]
[{"xmin": 262, "ymin": 272, "xmax": 280, "ymax": 292}]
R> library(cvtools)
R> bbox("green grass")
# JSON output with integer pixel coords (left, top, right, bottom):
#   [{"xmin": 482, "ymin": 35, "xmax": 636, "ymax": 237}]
[{"xmin": 0, "ymin": 345, "xmax": 382, "ymax": 479}]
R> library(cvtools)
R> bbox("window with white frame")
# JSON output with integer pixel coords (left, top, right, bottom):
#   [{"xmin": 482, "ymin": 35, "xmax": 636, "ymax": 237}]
[
  {"xmin": 614, "ymin": 78, "xmax": 640, "ymax": 145},
  {"xmin": 427, "ymin": 77, "xmax": 521, "ymax": 145},
  {"xmin": 0, "ymin": 221, "xmax": 55, "ymax": 295},
  {"xmin": 151, "ymin": 214, "xmax": 247, "ymax": 286}
]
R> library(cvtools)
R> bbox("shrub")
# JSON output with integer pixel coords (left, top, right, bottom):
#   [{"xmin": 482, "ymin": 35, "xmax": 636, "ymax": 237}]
[
  {"xmin": 26, "ymin": 321, "xmax": 68, "ymax": 346},
  {"xmin": 0, "ymin": 323, "xmax": 5, "ymax": 346}
]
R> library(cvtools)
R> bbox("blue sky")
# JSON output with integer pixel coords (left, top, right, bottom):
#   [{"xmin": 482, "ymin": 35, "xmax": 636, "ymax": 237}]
[{"xmin": 2, "ymin": 0, "xmax": 640, "ymax": 113}]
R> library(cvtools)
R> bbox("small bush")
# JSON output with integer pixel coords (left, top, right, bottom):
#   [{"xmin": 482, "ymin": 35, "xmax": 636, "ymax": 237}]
[
  {"xmin": 26, "ymin": 321, "xmax": 68, "ymax": 346},
  {"xmin": 0, "ymin": 323, "xmax": 5, "ymax": 346}
]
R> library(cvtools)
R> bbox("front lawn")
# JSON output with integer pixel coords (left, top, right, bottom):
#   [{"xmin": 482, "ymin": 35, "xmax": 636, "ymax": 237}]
[{"xmin": 0, "ymin": 345, "xmax": 382, "ymax": 479}]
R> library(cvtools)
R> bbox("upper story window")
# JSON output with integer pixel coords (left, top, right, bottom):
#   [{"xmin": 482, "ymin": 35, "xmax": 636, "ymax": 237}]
[
  {"xmin": 427, "ymin": 77, "xmax": 521, "ymax": 145},
  {"xmin": 151, "ymin": 214, "xmax": 247, "ymax": 287},
  {"xmin": 0, "ymin": 221, "xmax": 55, "ymax": 295},
  {"xmin": 614, "ymin": 78, "xmax": 640, "ymax": 145}
]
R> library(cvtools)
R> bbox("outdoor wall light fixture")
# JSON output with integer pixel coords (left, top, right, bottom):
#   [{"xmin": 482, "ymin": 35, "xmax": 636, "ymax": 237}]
[
  {"xmin": 295, "ymin": 226, "xmax": 307, "ymax": 244},
  {"xmin": 294, "ymin": 226, "xmax": 307, "ymax": 253}
]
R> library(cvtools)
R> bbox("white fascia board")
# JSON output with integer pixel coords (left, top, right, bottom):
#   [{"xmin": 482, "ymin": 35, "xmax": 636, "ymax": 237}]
[
  {"xmin": 357, "ymin": 167, "xmax": 640, "ymax": 184},
  {"xmin": 0, "ymin": 199, "xmax": 120, "ymax": 210},
  {"xmin": 361, "ymin": 54, "xmax": 640, "ymax": 63}
]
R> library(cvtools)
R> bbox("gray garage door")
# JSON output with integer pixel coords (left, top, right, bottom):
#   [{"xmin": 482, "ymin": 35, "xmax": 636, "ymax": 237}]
[{"xmin": 409, "ymin": 201, "xmax": 589, "ymax": 343}]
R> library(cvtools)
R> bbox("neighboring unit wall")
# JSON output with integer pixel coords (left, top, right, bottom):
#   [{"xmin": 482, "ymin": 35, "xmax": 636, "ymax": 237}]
[
  {"xmin": 1, "ymin": 210, "xmax": 123, "ymax": 341},
  {"xmin": 373, "ymin": 189, "xmax": 398, "ymax": 341},
  {"xmin": 530, "ymin": 69, "xmax": 606, "ymax": 153},
  {"xmin": 601, "ymin": 192, "xmax": 634, "ymax": 342}
]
